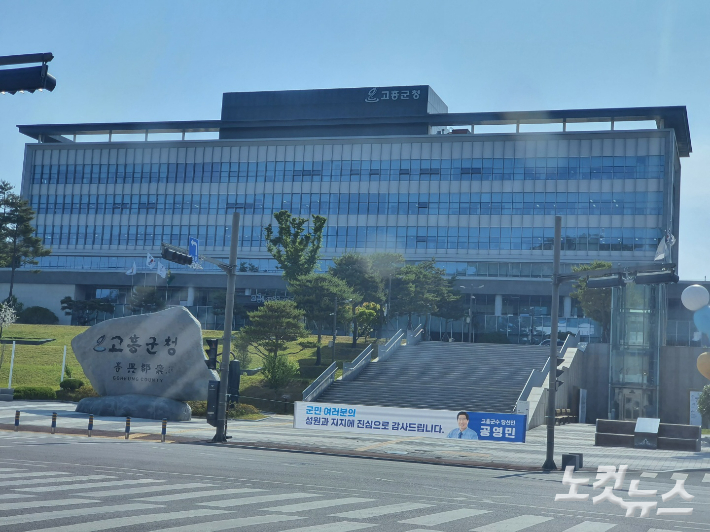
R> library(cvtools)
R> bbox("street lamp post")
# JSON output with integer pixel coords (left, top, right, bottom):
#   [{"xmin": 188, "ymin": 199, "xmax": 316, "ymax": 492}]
[
  {"xmin": 468, "ymin": 295, "xmax": 475, "ymax": 343},
  {"xmin": 332, "ymin": 298, "xmax": 352, "ymax": 364}
]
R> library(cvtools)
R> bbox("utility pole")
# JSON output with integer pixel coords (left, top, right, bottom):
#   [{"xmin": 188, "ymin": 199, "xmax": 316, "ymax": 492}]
[
  {"xmin": 543, "ymin": 216, "xmax": 561, "ymax": 470},
  {"xmin": 214, "ymin": 212, "xmax": 239, "ymax": 443}
]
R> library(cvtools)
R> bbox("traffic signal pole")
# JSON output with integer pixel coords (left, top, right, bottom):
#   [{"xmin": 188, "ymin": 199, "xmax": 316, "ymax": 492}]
[
  {"xmin": 543, "ymin": 216, "xmax": 561, "ymax": 471},
  {"xmin": 214, "ymin": 212, "xmax": 239, "ymax": 443}
]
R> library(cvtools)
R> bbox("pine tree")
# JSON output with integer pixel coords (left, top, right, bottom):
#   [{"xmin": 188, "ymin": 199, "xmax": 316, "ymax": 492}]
[{"xmin": 0, "ymin": 181, "xmax": 50, "ymax": 300}]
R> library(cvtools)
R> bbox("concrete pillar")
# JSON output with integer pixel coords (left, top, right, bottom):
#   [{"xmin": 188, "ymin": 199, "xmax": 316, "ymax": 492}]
[
  {"xmin": 186, "ymin": 286, "xmax": 195, "ymax": 306},
  {"xmin": 563, "ymin": 296, "xmax": 572, "ymax": 318},
  {"xmin": 495, "ymin": 295, "xmax": 503, "ymax": 317}
]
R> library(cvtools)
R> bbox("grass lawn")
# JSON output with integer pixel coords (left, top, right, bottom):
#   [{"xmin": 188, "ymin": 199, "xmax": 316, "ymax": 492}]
[
  {"xmin": 0, "ymin": 324, "xmax": 90, "ymax": 390},
  {"xmin": 0, "ymin": 324, "xmax": 383, "ymax": 410}
]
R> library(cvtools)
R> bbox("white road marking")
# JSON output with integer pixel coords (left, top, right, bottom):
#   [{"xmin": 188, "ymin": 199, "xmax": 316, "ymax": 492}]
[
  {"xmin": 267, "ymin": 497, "xmax": 373, "ymax": 512},
  {"xmin": 280, "ymin": 523, "xmax": 377, "ymax": 532},
  {"xmin": 0, "ymin": 497, "xmax": 98, "ymax": 511},
  {"xmin": 24, "ymin": 509, "xmax": 228, "ymax": 532},
  {"xmin": 331, "ymin": 502, "xmax": 432, "ymax": 519},
  {"xmin": 16, "ymin": 478, "xmax": 159, "ymax": 492},
  {"xmin": 400, "ymin": 508, "xmax": 489, "ymax": 525},
  {"xmin": 640, "ymin": 472, "xmax": 658, "ymax": 478},
  {"xmin": 136, "ymin": 487, "xmax": 265, "ymax": 502},
  {"xmin": 703, "ymin": 473, "xmax": 710, "ymax": 483},
  {"xmin": 0, "ymin": 471, "xmax": 69, "ymax": 479},
  {"xmin": 472, "ymin": 515, "xmax": 553, "ymax": 531},
  {"xmin": 152, "ymin": 514, "xmax": 304, "ymax": 531},
  {"xmin": 561, "ymin": 522, "xmax": 616, "ymax": 531},
  {"xmin": 201, "ymin": 492, "xmax": 321, "ymax": 507},
  {"xmin": 77, "ymin": 482, "xmax": 212, "ymax": 497},
  {"xmin": 671, "ymin": 473, "xmax": 688, "ymax": 481},
  {"xmin": 0, "ymin": 503, "xmax": 159, "ymax": 526},
  {"xmin": 0, "ymin": 475, "xmax": 113, "ymax": 487}
]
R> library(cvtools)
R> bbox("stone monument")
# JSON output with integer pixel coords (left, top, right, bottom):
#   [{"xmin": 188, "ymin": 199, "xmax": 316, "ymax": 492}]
[{"xmin": 72, "ymin": 306, "xmax": 219, "ymax": 421}]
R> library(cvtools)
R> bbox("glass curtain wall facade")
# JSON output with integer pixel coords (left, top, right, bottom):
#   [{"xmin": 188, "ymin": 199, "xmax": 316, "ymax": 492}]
[{"xmin": 23, "ymin": 133, "xmax": 671, "ymax": 334}]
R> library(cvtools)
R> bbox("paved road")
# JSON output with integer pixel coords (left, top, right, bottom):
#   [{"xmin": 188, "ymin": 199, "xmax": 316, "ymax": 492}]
[
  {"xmin": 4, "ymin": 401, "xmax": 710, "ymax": 472},
  {"xmin": 1, "ymin": 430, "xmax": 709, "ymax": 531}
]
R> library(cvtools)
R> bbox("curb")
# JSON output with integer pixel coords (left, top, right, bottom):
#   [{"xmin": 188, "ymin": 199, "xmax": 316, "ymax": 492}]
[{"xmin": 0, "ymin": 423, "xmax": 541, "ymax": 472}]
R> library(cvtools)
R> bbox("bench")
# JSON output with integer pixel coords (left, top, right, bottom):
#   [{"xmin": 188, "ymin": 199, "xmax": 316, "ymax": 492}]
[{"xmin": 555, "ymin": 408, "xmax": 568, "ymax": 425}]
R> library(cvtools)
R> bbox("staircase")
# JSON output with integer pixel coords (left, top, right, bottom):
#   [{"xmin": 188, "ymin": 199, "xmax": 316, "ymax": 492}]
[{"xmin": 316, "ymin": 342, "xmax": 550, "ymax": 413}]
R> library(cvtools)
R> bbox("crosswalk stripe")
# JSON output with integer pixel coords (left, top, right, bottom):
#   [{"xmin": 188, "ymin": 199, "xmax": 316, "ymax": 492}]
[
  {"xmin": 77, "ymin": 482, "xmax": 212, "ymax": 497},
  {"xmin": 671, "ymin": 473, "xmax": 688, "ymax": 481},
  {"xmin": 472, "ymin": 515, "xmax": 553, "ymax": 531},
  {"xmin": 0, "ymin": 497, "xmax": 98, "ymax": 511},
  {"xmin": 0, "ymin": 503, "xmax": 159, "ymax": 527},
  {"xmin": 150, "ymin": 514, "xmax": 305, "ymax": 531},
  {"xmin": 0, "ymin": 471, "xmax": 69, "ymax": 479},
  {"xmin": 703, "ymin": 473, "xmax": 710, "ymax": 483},
  {"xmin": 0, "ymin": 475, "xmax": 114, "ymax": 487},
  {"xmin": 201, "ymin": 492, "xmax": 321, "ymax": 507},
  {"xmin": 331, "ymin": 502, "xmax": 432, "ymax": 519},
  {"xmin": 3, "ymin": 493, "xmax": 36, "ymax": 499},
  {"xmin": 562, "ymin": 523, "xmax": 616, "ymax": 531},
  {"xmin": 22, "ymin": 508, "xmax": 228, "ymax": 532},
  {"xmin": 0, "ymin": 467, "xmax": 27, "ymax": 471},
  {"xmin": 400, "ymin": 508, "xmax": 489, "ymax": 525},
  {"xmin": 279, "ymin": 523, "xmax": 377, "ymax": 532},
  {"xmin": 15, "ymin": 478, "xmax": 158, "ymax": 492},
  {"xmin": 135, "ymin": 487, "xmax": 265, "ymax": 502},
  {"xmin": 267, "ymin": 497, "xmax": 374, "ymax": 512},
  {"xmin": 640, "ymin": 472, "xmax": 658, "ymax": 478}
]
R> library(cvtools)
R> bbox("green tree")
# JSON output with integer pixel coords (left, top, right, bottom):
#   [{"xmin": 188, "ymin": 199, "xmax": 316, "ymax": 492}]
[
  {"xmin": 289, "ymin": 273, "xmax": 354, "ymax": 365},
  {"xmin": 369, "ymin": 252, "xmax": 405, "ymax": 333},
  {"xmin": 127, "ymin": 287, "xmax": 166, "ymax": 314},
  {"xmin": 264, "ymin": 210, "xmax": 327, "ymax": 283},
  {"xmin": 355, "ymin": 302, "xmax": 380, "ymax": 343},
  {"xmin": 330, "ymin": 253, "xmax": 383, "ymax": 347},
  {"xmin": 570, "ymin": 260, "xmax": 613, "ymax": 342},
  {"xmin": 0, "ymin": 181, "xmax": 51, "ymax": 300},
  {"xmin": 60, "ymin": 297, "xmax": 115, "ymax": 326},
  {"xmin": 697, "ymin": 384, "xmax": 710, "ymax": 426},
  {"xmin": 239, "ymin": 300, "xmax": 308, "ymax": 389},
  {"xmin": 432, "ymin": 282, "xmax": 467, "ymax": 341},
  {"xmin": 211, "ymin": 290, "xmax": 247, "ymax": 329},
  {"xmin": 390, "ymin": 260, "xmax": 454, "ymax": 337}
]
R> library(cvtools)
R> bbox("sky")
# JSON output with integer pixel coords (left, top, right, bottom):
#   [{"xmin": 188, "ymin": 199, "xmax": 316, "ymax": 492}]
[{"xmin": 1, "ymin": 0, "xmax": 709, "ymax": 279}]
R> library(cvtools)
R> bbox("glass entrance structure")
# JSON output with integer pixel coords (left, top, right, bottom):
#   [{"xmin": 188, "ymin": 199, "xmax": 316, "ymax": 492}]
[{"xmin": 609, "ymin": 283, "xmax": 665, "ymax": 420}]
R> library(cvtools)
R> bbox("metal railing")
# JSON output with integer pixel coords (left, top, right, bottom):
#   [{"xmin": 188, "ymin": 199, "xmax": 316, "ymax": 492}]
[
  {"xmin": 408, "ymin": 324, "xmax": 424, "ymax": 345},
  {"xmin": 379, "ymin": 329, "xmax": 405, "ymax": 362},
  {"xmin": 342, "ymin": 344, "xmax": 374, "ymax": 382},
  {"xmin": 302, "ymin": 362, "xmax": 337, "ymax": 402}
]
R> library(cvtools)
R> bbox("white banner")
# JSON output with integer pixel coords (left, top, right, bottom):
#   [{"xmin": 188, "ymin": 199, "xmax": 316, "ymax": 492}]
[{"xmin": 294, "ymin": 401, "xmax": 526, "ymax": 443}]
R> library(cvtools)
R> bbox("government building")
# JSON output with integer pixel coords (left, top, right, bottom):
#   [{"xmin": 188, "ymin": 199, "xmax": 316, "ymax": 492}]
[{"xmin": 7, "ymin": 86, "xmax": 693, "ymax": 349}]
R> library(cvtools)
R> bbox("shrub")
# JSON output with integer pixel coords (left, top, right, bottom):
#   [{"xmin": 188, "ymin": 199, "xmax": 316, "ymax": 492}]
[
  {"xmin": 13, "ymin": 386, "xmax": 56, "ymax": 400},
  {"xmin": 59, "ymin": 379, "xmax": 84, "ymax": 391},
  {"xmin": 18, "ymin": 306, "xmax": 59, "ymax": 325},
  {"xmin": 56, "ymin": 385, "xmax": 99, "ymax": 402},
  {"xmin": 186, "ymin": 400, "xmax": 261, "ymax": 419}
]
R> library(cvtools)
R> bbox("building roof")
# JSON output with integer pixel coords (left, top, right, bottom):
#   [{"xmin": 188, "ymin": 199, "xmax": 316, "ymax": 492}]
[{"xmin": 18, "ymin": 105, "xmax": 691, "ymax": 157}]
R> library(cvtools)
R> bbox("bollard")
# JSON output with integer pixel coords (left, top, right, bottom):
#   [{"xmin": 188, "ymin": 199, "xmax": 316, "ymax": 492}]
[
  {"xmin": 125, "ymin": 417, "xmax": 131, "ymax": 439},
  {"xmin": 161, "ymin": 418, "xmax": 167, "ymax": 443},
  {"xmin": 51, "ymin": 412, "xmax": 57, "ymax": 434},
  {"xmin": 88, "ymin": 414, "xmax": 93, "ymax": 437},
  {"xmin": 14, "ymin": 410, "xmax": 20, "ymax": 432}
]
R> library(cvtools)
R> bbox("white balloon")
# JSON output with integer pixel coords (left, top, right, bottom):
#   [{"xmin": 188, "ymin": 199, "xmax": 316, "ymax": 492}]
[{"xmin": 681, "ymin": 284, "xmax": 710, "ymax": 311}]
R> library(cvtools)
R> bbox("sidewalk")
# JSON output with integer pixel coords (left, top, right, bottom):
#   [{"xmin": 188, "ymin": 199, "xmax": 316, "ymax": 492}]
[{"xmin": 2, "ymin": 400, "xmax": 709, "ymax": 473}]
